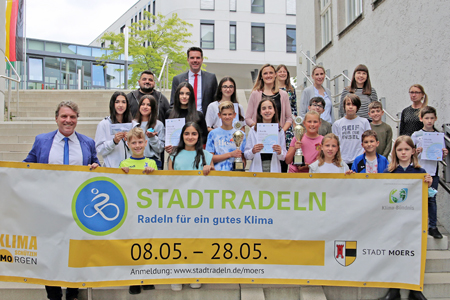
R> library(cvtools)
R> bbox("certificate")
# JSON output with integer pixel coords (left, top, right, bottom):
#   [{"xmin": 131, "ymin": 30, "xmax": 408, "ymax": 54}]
[
  {"xmin": 110, "ymin": 123, "xmax": 133, "ymax": 135},
  {"xmin": 165, "ymin": 118, "xmax": 185, "ymax": 146},
  {"xmin": 422, "ymin": 132, "xmax": 444, "ymax": 161},
  {"xmin": 256, "ymin": 123, "xmax": 279, "ymax": 153}
]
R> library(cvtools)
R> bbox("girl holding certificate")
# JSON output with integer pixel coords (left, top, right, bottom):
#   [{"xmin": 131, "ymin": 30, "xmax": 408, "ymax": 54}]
[
  {"xmin": 244, "ymin": 98, "xmax": 286, "ymax": 172},
  {"xmin": 95, "ymin": 91, "xmax": 133, "ymax": 167},
  {"xmin": 165, "ymin": 82, "xmax": 208, "ymax": 153}
]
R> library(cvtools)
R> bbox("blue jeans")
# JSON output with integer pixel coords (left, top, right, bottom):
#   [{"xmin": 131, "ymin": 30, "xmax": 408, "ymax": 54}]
[{"xmin": 428, "ymin": 175, "xmax": 439, "ymax": 228}]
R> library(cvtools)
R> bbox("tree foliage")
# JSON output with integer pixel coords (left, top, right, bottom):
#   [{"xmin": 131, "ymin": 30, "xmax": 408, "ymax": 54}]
[{"xmin": 98, "ymin": 12, "xmax": 193, "ymax": 88}]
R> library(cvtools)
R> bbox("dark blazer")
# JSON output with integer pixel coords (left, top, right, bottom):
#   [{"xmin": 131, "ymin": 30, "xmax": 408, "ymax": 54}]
[
  {"xmin": 170, "ymin": 70, "xmax": 218, "ymax": 115},
  {"xmin": 23, "ymin": 130, "xmax": 100, "ymax": 165}
]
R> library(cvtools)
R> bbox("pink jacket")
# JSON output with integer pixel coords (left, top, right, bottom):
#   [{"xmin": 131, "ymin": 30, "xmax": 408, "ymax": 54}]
[{"xmin": 245, "ymin": 90, "xmax": 293, "ymax": 128}]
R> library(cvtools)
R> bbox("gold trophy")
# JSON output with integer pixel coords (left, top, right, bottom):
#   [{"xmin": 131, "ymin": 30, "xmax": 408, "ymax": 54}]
[
  {"xmin": 293, "ymin": 116, "xmax": 305, "ymax": 166},
  {"xmin": 232, "ymin": 121, "xmax": 245, "ymax": 171}
]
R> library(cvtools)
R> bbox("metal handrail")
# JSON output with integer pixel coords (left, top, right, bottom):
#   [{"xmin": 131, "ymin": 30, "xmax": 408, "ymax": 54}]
[
  {"xmin": 157, "ymin": 55, "xmax": 168, "ymax": 83},
  {"xmin": 1, "ymin": 49, "xmax": 21, "ymax": 121},
  {"xmin": 301, "ymin": 71, "xmax": 313, "ymax": 85}
]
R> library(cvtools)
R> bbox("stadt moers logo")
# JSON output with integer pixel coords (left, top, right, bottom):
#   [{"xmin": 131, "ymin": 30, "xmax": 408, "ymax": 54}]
[{"xmin": 334, "ymin": 240, "xmax": 357, "ymax": 266}]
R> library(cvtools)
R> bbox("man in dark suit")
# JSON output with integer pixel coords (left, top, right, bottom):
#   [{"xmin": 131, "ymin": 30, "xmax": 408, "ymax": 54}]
[
  {"xmin": 170, "ymin": 46, "xmax": 218, "ymax": 115},
  {"xmin": 23, "ymin": 100, "xmax": 99, "ymax": 300},
  {"xmin": 127, "ymin": 70, "xmax": 170, "ymax": 124}
]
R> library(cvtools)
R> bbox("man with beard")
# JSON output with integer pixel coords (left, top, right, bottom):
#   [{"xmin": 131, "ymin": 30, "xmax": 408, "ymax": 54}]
[{"xmin": 127, "ymin": 70, "xmax": 170, "ymax": 123}]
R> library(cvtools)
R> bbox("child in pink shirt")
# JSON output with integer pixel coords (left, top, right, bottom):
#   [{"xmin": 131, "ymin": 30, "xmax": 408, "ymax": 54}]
[{"xmin": 286, "ymin": 111, "xmax": 323, "ymax": 173}]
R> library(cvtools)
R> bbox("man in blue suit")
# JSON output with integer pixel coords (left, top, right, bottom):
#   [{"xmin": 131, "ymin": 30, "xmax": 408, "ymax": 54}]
[
  {"xmin": 170, "ymin": 46, "xmax": 218, "ymax": 115},
  {"xmin": 23, "ymin": 100, "xmax": 99, "ymax": 300}
]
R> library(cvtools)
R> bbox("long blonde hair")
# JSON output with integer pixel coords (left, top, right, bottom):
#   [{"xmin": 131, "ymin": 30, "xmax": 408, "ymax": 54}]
[
  {"xmin": 409, "ymin": 84, "xmax": 428, "ymax": 108},
  {"xmin": 388, "ymin": 135, "xmax": 421, "ymax": 172},
  {"xmin": 317, "ymin": 133, "xmax": 342, "ymax": 167},
  {"xmin": 252, "ymin": 63, "xmax": 279, "ymax": 93}
]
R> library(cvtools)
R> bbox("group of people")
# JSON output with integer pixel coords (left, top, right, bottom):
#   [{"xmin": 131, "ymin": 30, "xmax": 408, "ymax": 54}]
[{"xmin": 23, "ymin": 45, "xmax": 446, "ymax": 300}]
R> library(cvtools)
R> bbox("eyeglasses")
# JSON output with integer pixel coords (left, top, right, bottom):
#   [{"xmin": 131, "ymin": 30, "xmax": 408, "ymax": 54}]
[
  {"xmin": 222, "ymin": 85, "xmax": 234, "ymax": 90},
  {"xmin": 311, "ymin": 103, "xmax": 324, "ymax": 109},
  {"xmin": 409, "ymin": 91, "xmax": 423, "ymax": 95}
]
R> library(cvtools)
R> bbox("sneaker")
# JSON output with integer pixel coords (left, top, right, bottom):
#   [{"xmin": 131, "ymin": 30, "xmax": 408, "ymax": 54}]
[
  {"xmin": 190, "ymin": 283, "xmax": 202, "ymax": 289},
  {"xmin": 171, "ymin": 284, "xmax": 182, "ymax": 291},
  {"xmin": 429, "ymin": 227, "xmax": 443, "ymax": 239}
]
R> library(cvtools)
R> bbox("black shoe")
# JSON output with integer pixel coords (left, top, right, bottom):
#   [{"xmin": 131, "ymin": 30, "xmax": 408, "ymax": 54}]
[
  {"xmin": 129, "ymin": 285, "xmax": 141, "ymax": 295},
  {"xmin": 429, "ymin": 227, "xmax": 443, "ymax": 239},
  {"xmin": 379, "ymin": 288, "xmax": 400, "ymax": 300},
  {"xmin": 408, "ymin": 290, "xmax": 427, "ymax": 300},
  {"xmin": 142, "ymin": 284, "xmax": 155, "ymax": 290}
]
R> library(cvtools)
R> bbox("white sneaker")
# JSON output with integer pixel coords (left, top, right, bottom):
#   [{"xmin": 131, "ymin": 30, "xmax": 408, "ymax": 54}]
[
  {"xmin": 190, "ymin": 283, "xmax": 202, "ymax": 289},
  {"xmin": 171, "ymin": 284, "xmax": 182, "ymax": 291}
]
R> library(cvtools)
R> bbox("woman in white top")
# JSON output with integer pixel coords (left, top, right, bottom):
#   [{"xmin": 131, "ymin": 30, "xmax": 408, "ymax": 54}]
[
  {"xmin": 95, "ymin": 91, "xmax": 133, "ymax": 167},
  {"xmin": 205, "ymin": 77, "xmax": 244, "ymax": 131},
  {"xmin": 299, "ymin": 65, "xmax": 334, "ymax": 124}
]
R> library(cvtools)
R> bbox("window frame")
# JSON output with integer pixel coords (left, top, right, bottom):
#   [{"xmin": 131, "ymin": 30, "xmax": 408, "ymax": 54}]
[
  {"xmin": 200, "ymin": 0, "xmax": 215, "ymax": 10},
  {"xmin": 320, "ymin": 0, "xmax": 332, "ymax": 47},
  {"xmin": 251, "ymin": 23, "xmax": 265, "ymax": 52},
  {"xmin": 251, "ymin": 0, "xmax": 264, "ymax": 14},
  {"xmin": 286, "ymin": 25, "xmax": 296, "ymax": 53},
  {"xmin": 229, "ymin": 22, "xmax": 237, "ymax": 50},
  {"xmin": 200, "ymin": 20, "xmax": 215, "ymax": 49},
  {"xmin": 346, "ymin": 0, "xmax": 363, "ymax": 25}
]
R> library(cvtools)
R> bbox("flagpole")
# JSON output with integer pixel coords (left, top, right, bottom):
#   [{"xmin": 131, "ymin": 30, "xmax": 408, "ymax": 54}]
[{"xmin": 0, "ymin": 0, "xmax": 7, "ymax": 121}]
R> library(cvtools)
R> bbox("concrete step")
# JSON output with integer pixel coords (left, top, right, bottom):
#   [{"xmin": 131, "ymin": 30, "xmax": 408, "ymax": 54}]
[
  {"xmin": 13, "ymin": 111, "xmax": 107, "ymax": 118},
  {"xmin": 426, "ymin": 250, "xmax": 450, "ymax": 273},
  {"xmin": 10, "ymin": 106, "xmax": 109, "ymax": 112}
]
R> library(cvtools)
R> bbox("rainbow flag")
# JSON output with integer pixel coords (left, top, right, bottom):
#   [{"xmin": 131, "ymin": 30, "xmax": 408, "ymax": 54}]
[{"xmin": 5, "ymin": 0, "xmax": 24, "ymax": 62}]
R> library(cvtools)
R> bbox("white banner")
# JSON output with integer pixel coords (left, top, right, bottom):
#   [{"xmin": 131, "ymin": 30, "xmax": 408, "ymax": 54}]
[{"xmin": 0, "ymin": 162, "xmax": 427, "ymax": 290}]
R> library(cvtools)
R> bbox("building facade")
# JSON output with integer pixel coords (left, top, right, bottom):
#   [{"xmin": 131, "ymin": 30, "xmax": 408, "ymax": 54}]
[
  {"xmin": 295, "ymin": 0, "xmax": 450, "ymax": 131},
  {"xmin": 90, "ymin": 0, "xmax": 298, "ymax": 88},
  {"xmin": 295, "ymin": 0, "xmax": 450, "ymax": 231},
  {"xmin": 12, "ymin": 38, "xmax": 128, "ymax": 90}
]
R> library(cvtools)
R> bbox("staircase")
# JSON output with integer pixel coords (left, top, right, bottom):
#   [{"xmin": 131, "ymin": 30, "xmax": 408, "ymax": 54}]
[{"xmin": 0, "ymin": 90, "xmax": 449, "ymax": 300}]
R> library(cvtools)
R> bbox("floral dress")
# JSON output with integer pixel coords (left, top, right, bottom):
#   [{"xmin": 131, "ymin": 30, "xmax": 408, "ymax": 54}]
[{"xmin": 280, "ymin": 87, "xmax": 297, "ymax": 149}]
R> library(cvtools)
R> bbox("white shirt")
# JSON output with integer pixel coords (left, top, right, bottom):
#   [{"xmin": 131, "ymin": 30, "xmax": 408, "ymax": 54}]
[
  {"xmin": 188, "ymin": 70, "xmax": 203, "ymax": 112},
  {"xmin": 48, "ymin": 131, "xmax": 83, "ymax": 165}
]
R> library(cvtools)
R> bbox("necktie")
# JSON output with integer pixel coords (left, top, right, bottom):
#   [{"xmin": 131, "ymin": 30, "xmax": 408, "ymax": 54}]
[
  {"xmin": 194, "ymin": 73, "xmax": 198, "ymax": 108},
  {"xmin": 63, "ymin": 137, "xmax": 69, "ymax": 165}
]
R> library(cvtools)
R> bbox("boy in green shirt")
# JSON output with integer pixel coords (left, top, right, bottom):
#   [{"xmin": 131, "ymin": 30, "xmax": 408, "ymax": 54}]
[{"xmin": 120, "ymin": 127, "xmax": 157, "ymax": 174}]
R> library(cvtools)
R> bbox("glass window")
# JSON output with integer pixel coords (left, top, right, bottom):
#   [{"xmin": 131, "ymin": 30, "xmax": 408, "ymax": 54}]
[
  {"xmin": 286, "ymin": 0, "xmax": 296, "ymax": 15},
  {"xmin": 77, "ymin": 46, "xmax": 91, "ymax": 56},
  {"xmin": 201, "ymin": 23, "xmax": 214, "ymax": 49},
  {"xmin": 77, "ymin": 61, "xmax": 92, "ymax": 89},
  {"xmin": 346, "ymin": 0, "xmax": 363, "ymax": 25},
  {"xmin": 92, "ymin": 48, "xmax": 106, "ymax": 57},
  {"xmin": 153, "ymin": 0, "xmax": 156, "ymax": 23},
  {"xmin": 92, "ymin": 64, "xmax": 105, "ymax": 87},
  {"xmin": 230, "ymin": 25, "xmax": 236, "ymax": 50},
  {"xmin": 28, "ymin": 57, "xmax": 43, "ymax": 81},
  {"xmin": 230, "ymin": 0, "xmax": 236, "ymax": 11},
  {"xmin": 45, "ymin": 42, "xmax": 60, "ymax": 53},
  {"xmin": 106, "ymin": 63, "xmax": 124, "ymax": 89},
  {"xmin": 286, "ymin": 27, "xmax": 296, "ymax": 52},
  {"xmin": 28, "ymin": 40, "xmax": 44, "ymax": 51},
  {"xmin": 60, "ymin": 59, "xmax": 77, "ymax": 89},
  {"xmin": 251, "ymin": 0, "xmax": 264, "ymax": 13},
  {"xmin": 44, "ymin": 57, "xmax": 60, "ymax": 85},
  {"xmin": 61, "ymin": 44, "xmax": 76, "ymax": 55},
  {"xmin": 201, "ymin": 0, "xmax": 214, "ymax": 10},
  {"xmin": 251, "ymin": 26, "xmax": 264, "ymax": 51},
  {"xmin": 320, "ymin": 0, "xmax": 332, "ymax": 47}
]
